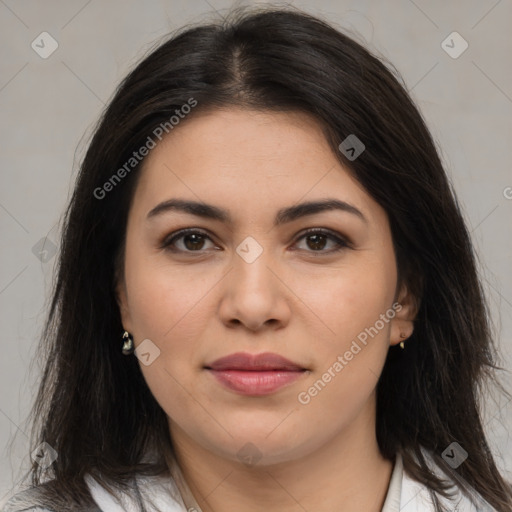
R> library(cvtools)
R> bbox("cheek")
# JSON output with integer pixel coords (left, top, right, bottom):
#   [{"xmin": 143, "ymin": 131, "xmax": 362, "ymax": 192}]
[
  {"xmin": 124, "ymin": 249, "xmax": 213, "ymax": 339},
  {"xmin": 295, "ymin": 256, "xmax": 397, "ymax": 346},
  {"xmin": 294, "ymin": 254, "xmax": 397, "ymax": 416},
  {"xmin": 123, "ymin": 250, "xmax": 221, "ymax": 400},
  {"xmin": 124, "ymin": 258, "xmax": 210, "ymax": 419}
]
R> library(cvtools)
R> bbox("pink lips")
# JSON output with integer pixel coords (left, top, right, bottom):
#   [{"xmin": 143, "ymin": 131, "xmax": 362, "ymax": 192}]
[{"xmin": 205, "ymin": 352, "xmax": 306, "ymax": 396}]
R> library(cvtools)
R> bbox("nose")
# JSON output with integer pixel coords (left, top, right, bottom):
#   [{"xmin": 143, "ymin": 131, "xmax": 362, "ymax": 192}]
[{"xmin": 218, "ymin": 244, "xmax": 291, "ymax": 332}]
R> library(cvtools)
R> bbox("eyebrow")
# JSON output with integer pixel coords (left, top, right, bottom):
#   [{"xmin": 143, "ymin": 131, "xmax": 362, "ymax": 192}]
[{"xmin": 146, "ymin": 198, "xmax": 367, "ymax": 225}]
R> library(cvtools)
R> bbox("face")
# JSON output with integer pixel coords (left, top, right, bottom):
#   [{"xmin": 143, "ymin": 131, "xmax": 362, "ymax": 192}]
[{"xmin": 117, "ymin": 108, "xmax": 415, "ymax": 466}]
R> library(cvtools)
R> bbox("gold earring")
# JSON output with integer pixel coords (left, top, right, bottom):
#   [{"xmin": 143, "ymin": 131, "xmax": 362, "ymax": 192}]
[{"xmin": 399, "ymin": 332, "xmax": 407, "ymax": 349}]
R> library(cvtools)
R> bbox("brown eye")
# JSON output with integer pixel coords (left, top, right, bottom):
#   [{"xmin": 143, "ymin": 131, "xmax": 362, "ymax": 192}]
[
  {"xmin": 305, "ymin": 233, "xmax": 328, "ymax": 251},
  {"xmin": 161, "ymin": 228, "xmax": 350, "ymax": 255},
  {"xmin": 182, "ymin": 233, "xmax": 207, "ymax": 251},
  {"xmin": 294, "ymin": 229, "xmax": 350, "ymax": 254},
  {"xmin": 161, "ymin": 229, "xmax": 216, "ymax": 252}
]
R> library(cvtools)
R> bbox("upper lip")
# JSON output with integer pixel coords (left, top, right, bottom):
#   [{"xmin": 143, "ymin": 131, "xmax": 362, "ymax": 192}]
[{"xmin": 205, "ymin": 352, "xmax": 305, "ymax": 371}]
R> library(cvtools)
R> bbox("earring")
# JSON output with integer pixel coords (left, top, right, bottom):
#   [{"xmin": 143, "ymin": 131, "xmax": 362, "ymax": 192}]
[
  {"xmin": 122, "ymin": 331, "xmax": 135, "ymax": 355},
  {"xmin": 399, "ymin": 332, "xmax": 407, "ymax": 349}
]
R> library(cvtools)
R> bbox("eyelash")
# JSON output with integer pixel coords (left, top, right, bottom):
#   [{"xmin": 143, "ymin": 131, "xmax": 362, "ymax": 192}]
[{"xmin": 160, "ymin": 228, "xmax": 351, "ymax": 256}]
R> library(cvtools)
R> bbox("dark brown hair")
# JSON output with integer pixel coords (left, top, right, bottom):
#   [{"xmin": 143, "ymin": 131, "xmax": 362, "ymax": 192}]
[{"xmin": 6, "ymin": 5, "xmax": 512, "ymax": 512}]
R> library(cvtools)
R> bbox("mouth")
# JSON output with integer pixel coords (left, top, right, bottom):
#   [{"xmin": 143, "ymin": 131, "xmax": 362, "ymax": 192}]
[{"xmin": 204, "ymin": 352, "xmax": 307, "ymax": 396}]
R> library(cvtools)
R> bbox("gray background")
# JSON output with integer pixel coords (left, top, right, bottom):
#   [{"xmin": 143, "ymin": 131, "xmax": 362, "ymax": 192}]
[{"xmin": 1, "ymin": 0, "xmax": 511, "ymax": 504}]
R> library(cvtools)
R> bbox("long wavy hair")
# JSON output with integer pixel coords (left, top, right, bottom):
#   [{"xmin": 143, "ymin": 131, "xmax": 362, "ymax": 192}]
[{"xmin": 7, "ymin": 6, "xmax": 512, "ymax": 512}]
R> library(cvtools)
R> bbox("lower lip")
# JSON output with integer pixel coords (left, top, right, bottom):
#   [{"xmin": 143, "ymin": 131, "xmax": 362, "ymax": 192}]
[{"xmin": 207, "ymin": 369, "xmax": 304, "ymax": 396}]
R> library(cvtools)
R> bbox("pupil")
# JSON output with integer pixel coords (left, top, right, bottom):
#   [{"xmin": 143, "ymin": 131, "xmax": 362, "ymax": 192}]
[
  {"xmin": 184, "ymin": 234, "xmax": 204, "ymax": 250},
  {"xmin": 307, "ymin": 234, "xmax": 326, "ymax": 250}
]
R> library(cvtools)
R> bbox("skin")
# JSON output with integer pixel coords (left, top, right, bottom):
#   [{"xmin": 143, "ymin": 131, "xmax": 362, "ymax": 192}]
[{"xmin": 117, "ymin": 108, "xmax": 417, "ymax": 512}]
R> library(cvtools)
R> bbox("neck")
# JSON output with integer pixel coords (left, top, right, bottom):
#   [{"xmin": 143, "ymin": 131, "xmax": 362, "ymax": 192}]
[{"xmin": 167, "ymin": 400, "xmax": 394, "ymax": 512}]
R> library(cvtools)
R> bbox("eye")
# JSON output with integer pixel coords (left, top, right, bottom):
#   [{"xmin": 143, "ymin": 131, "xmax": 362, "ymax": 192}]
[
  {"xmin": 161, "ymin": 227, "xmax": 350, "ymax": 255},
  {"xmin": 160, "ymin": 228, "xmax": 217, "ymax": 253},
  {"xmin": 292, "ymin": 228, "xmax": 350, "ymax": 254}
]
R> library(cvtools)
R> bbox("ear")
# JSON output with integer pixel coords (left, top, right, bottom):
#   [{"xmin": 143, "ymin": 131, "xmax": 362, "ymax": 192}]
[
  {"xmin": 389, "ymin": 282, "xmax": 419, "ymax": 347},
  {"xmin": 115, "ymin": 276, "xmax": 133, "ymax": 333}
]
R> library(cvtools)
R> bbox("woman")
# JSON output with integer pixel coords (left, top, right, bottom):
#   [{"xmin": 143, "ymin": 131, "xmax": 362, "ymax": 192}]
[{"xmin": 3, "ymin": 6, "xmax": 511, "ymax": 512}]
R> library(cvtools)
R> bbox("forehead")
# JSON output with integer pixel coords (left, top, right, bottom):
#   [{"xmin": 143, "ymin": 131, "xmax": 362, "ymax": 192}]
[
  {"xmin": 144, "ymin": 108, "xmax": 335, "ymax": 173},
  {"xmin": 130, "ymin": 108, "xmax": 380, "ymax": 224}
]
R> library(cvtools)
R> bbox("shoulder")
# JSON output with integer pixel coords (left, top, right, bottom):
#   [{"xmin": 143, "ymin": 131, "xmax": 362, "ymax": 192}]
[
  {"xmin": 400, "ymin": 448, "xmax": 499, "ymax": 511},
  {"xmin": 1, "ymin": 486, "xmax": 53, "ymax": 512},
  {"xmin": 1, "ymin": 485, "xmax": 100, "ymax": 512},
  {"xmin": 84, "ymin": 471, "xmax": 187, "ymax": 511},
  {"xmin": 2, "ymin": 470, "xmax": 186, "ymax": 512}
]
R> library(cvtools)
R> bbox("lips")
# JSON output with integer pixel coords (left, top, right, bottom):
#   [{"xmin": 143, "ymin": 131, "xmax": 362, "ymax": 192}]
[
  {"xmin": 206, "ymin": 352, "xmax": 304, "ymax": 371},
  {"xmin": 205, "ymin": 352, "xmax": 307, "ymax": 396}
]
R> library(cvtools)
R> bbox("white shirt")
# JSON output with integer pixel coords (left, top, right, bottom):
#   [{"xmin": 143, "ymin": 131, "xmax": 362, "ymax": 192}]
[{"xmin": 2, "ymin": 449, "xmax": 499, "ymax": 511}]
